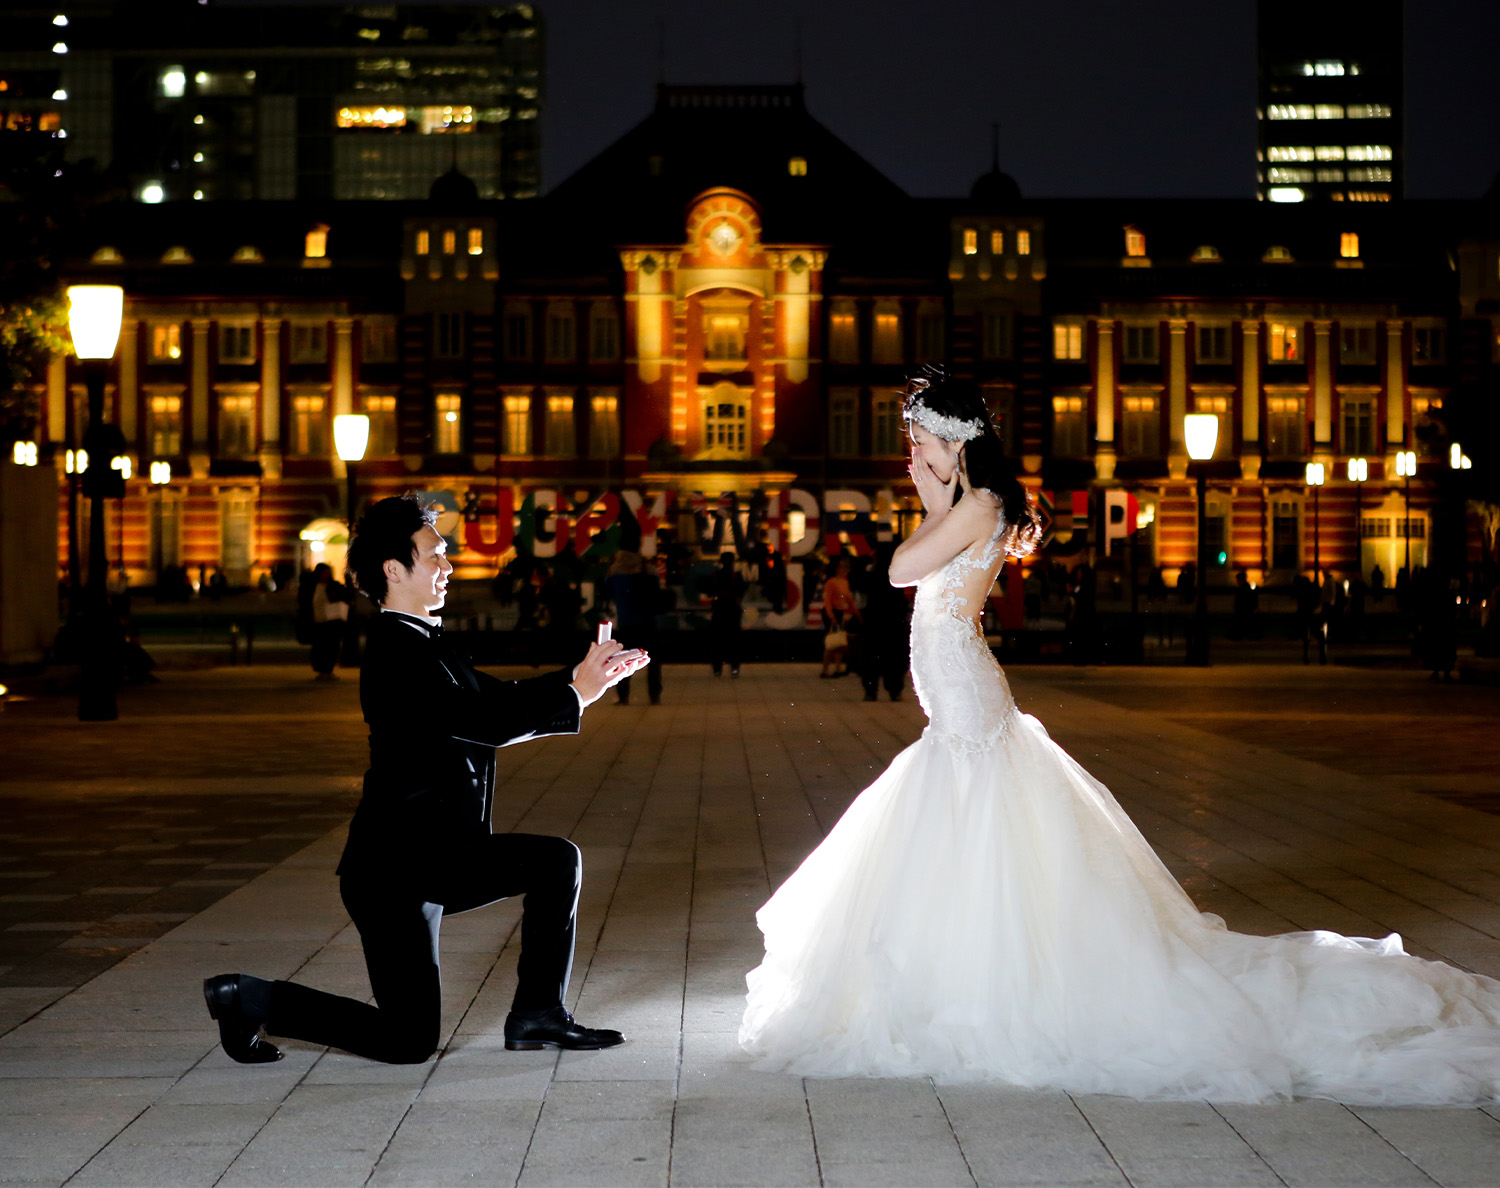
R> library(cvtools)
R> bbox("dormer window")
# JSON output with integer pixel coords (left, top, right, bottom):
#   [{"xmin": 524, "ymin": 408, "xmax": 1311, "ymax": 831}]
[
  {"xmin": 232, "ymin": 245, "xmax": 263, "ymax": 264},
  {"xmin": 161, "ymin": 245, "xmax": 193, "ymax": 265},
  {"xmin": 304, "ymin": 225, "xmax": 328, "ymax": 259},
  {"xmin": 91, "ymin": 245, "xmax": 124, "ymax": 264},
  {"xmin": 1339, "ymin": 232, "xmax": 1359, "ymax": 258},
  {"xmin": 415, "ymin": 230, "xmax": 430, "ymax": 256},
  {"xmin": 1124, "ymin": 226, "xmax": 1147, "ymax": 257},
  {"xmin": 788, "ymin": 156, "xmax": 807, "ymax": 177},
  {"xmin": 442, "ymin": 229, "xmax": 456, "ymax": 256},
  {"xmin": 1190, "ymin": 245, "xmax": 1221, "ymax": 263},
  {"xmin": 467, "ymin": 227, "xmax": 483, "ymax": 255},
  {"xmin": 1016, "ymin": 229, "xmax": 1031, "ymax": 256},
  {"xmin": 1262, "ymin": 244, "xmax": 1294, "ymax": 263},
  {"xmin": 990, "ymin": 230, "xmax": 1003, "ymax": 255},
  {"xmin": 962, "ymin": 228, "xmax": 978, "ymax": 256}
]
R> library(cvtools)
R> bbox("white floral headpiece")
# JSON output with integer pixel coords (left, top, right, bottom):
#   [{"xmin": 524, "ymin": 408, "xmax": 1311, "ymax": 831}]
[{"xmin": 903, "ymin": 400, "xmax": 984, "ymax": 443}]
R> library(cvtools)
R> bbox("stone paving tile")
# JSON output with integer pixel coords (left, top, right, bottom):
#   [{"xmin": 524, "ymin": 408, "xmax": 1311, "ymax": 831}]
[{"xmin": 5, "ymin": 664, "xmax": 1500, "ymax": 1186}]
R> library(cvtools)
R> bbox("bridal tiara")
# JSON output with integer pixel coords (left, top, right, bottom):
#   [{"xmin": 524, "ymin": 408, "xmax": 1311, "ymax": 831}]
[{"xmin": 904, "ymin": 401, "xmax": 985, "ymax": 443}]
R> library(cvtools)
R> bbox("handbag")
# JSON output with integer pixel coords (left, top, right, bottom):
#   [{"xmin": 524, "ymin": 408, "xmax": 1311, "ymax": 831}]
[{"xmin": 824, "ymin": 628, "xmax": 849, "ymax": 651}]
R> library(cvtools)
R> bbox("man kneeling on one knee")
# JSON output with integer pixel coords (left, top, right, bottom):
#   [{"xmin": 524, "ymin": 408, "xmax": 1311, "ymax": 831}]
[{"xmin": 203, "ymin": 493, "xmax": 648, "ymax": 1064}]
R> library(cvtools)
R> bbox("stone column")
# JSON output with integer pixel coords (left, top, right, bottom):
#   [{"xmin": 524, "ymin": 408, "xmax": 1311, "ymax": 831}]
[
  {"xmin": 1239, "ymin": 321, "xmax": 1260, "ymax": 479},
  {"xmin": 1167, "ymin": 319, "xmax": 1188, "ymax": 477},
  {"xmin": 190, "ymin": 318, "xmax": 211, "ymax": 477},
  {"xmin": 1312, "ymin": 320, "xmax": 1332, "ymax": 449},
  {"xmin": 1384, "ymin": 319, "xmax": 1404, "ymax": 450},
  {"xmin": 259, "ymin": 315, "xmax": 282, "ymax": 481},
  {"xmin": 1094, "ymin": 319, "xmax": 1116, "ymax": 481}
]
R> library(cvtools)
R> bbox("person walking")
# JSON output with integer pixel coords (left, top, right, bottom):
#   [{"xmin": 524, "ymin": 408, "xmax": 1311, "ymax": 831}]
[
  {"xmin": 603, "ymin": 548, "xmax": 663, "ymax": 705},
  {"xmin": 305, "ymin": 563, "xmax": 349, "ymax": 680},
  {"xmin": 857, "ymin": 544, "xmax": 911, "ymax": 702},
  {"xmin": 820, "ymin": 557, "xmax": 858, "ymax": 678},
  {"xmin": 708, "ymin": 550, "xmax": 746, "ymax": 677}
]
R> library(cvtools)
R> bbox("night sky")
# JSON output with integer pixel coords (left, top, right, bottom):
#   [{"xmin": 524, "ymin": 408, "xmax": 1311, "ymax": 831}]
[{"xmin": 248, "ymin": 0, "xmax": 1500, "ymax": 200}]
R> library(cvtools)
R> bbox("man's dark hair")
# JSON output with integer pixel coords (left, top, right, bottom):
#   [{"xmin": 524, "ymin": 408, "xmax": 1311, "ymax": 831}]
[{"xmin": 346, "ymin": 493, "xmax": 438, "ymax": 605}]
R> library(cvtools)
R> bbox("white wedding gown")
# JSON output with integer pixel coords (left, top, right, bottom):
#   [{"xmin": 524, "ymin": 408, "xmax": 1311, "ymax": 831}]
[{"xmin": 741, "ymin": 510, "xmax": 1500, "ymax": 1103}]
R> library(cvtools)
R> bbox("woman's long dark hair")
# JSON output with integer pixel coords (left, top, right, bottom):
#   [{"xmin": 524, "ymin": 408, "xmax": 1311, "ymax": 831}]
[{"xmin": 903, "ymin": 368, "xmax": 1042, "ymax": 558}]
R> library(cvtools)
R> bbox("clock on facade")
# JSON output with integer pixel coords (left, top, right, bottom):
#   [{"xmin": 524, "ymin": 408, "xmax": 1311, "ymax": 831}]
[{"xmin": 707, "ymin": 220, "xmax": 742, "ymax": 257}]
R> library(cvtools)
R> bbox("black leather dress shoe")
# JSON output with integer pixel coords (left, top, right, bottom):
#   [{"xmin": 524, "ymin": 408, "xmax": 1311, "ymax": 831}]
[
  {"xmin": 504, "ymin": 1006, "xmax": 625, "ymax": 1051},
  {"xmin": 203, "ymin": 974, "xmax": 283, "ymax": 1064}
]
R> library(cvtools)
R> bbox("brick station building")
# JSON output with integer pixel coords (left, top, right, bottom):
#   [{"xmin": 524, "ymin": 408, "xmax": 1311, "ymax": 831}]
[{"xmin": 33, "ymin": 83, "xmax": 1500, "ymax": 603}]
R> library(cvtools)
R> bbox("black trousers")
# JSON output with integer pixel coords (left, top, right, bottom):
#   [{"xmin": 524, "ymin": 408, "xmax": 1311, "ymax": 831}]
[{"xmin": 265, "ymin": 832, "xmax": 580, "ymax": 1064}]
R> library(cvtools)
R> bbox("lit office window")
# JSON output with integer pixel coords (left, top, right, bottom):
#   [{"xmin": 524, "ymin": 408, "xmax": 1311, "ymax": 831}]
[
  {"xmin": 1053, "ymin": 322, "xmax": 1083, "ymax": 361},
  {"xmin": 1346, "ymin": 191, "xmax": 1391, "ymax": 202},
  {"xmin": 1346, "ymin": 168, "xmax": 1392, "ymax": 183},
  {"xmin": 1051, "ymin": 395, "xmax": 1086, "ymax": 456},
  {"xmin": 336, "ymin": 105, "xmax": 407, "ymax": 128},
  {"xmin": 151, "ymin": 322, "xmax": 183, "ymax": 362},
  {"xmin": 1266, "ymin": 104, "xmax": 1315, "ymax": 120},
  {"xmin": 1268, "ymin": 168, "xmax": 1315, "ymax": 184},
  {"xmin": 1267, "ymin": 321, "xmax": 1301, "ymax": 361},
  {"xmin": 963, "ymin": 228, "xmax": 978, "ymax": 256},
  {"xmin": 503, "ymin": 394, "xmax": 531, "ymax": 454},
  {"xmin": 467, "ymin": 227, "xmax": 483, "ymax": 255},
  {"xmin": 1314, "ymin": 145, "xmax": 1345, "ymax": 160},
  {"xmin": 1340, "ymin": 232, "xmax": 1360, "ymax": 259},
  {"xmin": 364, "ymin": 392, "xmax": 397, "ymax": 455},
  {"xmin": 1268, "ymin": 146, "xmax": 1315, "ymax": 161},
  {"xmin": 1345, "ymin": 145, "xmax": 1392, "ymax": 161},
  {"xmin": 1313, "ymin": 104, "xmax": 1344, "ymax": 120},
  {"xmin": 990, "ymin": 230, "xmax": 1004, "ymax": 254},
  {"xmin": 1346, "ymin": 104, "xmax": 1392, "ymax": 119},
  {"xmin": 588, "ymin": 390, "xmax": 619, "ymax": 457},
  {"xmin": 150, "ymin": 394, "xmax": 183, "ymax": 455},
  {"xmin": 442, "ymin": 229, "xmax": 456, "ymax": 255},
  {"xmin": 415, "ymin": 229, "xmax": 430, "ymax": 256},
  {"xmin": 1015, "ymin": 229, "xmax": 1031, "ymax": 255},
  {"xmin": 292, "ymin": 394, "xmax": 326, "ymax": 455},
  {"xmin": 217, "ymin": 391, "xmax": 256, "ymax": 457},
  {"xmin": 434, "ymin": 393, "xmax": 463, "ymax": 453},
  {"xmin": 545, "ymin": 393, "xmax": 574, "ymax": 456}
]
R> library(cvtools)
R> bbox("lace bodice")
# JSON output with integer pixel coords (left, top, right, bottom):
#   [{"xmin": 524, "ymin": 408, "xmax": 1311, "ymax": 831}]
[{"xmin": 909, "ymin": 506, "xmax": 1017, "ymax": 754}]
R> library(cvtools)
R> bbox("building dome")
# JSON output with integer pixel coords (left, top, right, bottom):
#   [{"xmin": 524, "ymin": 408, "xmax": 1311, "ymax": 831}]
[
  {"xmin": 428, "ymin": 166, "xmax": 480, "ymax": 208},
  {"xmin": 969, "ymin": 166, "xmax": 1022, "ymax": 208}
]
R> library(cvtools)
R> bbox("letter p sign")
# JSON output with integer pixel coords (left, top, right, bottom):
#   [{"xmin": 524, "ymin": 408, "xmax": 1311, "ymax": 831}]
[{"xmin": 1103, "ymin": 489, "xmax": 1140, "ymax": 553}]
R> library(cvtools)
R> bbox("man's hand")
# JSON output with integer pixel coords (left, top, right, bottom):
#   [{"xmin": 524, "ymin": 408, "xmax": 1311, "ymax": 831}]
[{"xmin": 570, "ymin": 640, "xmax": 650, "ymax": 707}]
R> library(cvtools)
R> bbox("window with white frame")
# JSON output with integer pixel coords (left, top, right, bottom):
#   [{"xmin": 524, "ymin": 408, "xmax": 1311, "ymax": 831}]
[
  {"xmin": 291, "ymin": 390, "xmax": 327, "ymax": 455},
  {"xmin": 872, "ymin": 389, "xmax": 903, "ymax": 456},
  {"xmin": 702, "ymin": 386, "xmax": 749, "ymax": 457},
  {"xmin": 1412, "ymin": 325, "xmax": 1445, "ymax": 364},
  {"xmin": 545, "ymin": 305, "xmax": 576, "ymax": 362},
  {"xmin": 588, "ymin": 389, "xmax": 618, "ymax": 457},
  {"xmin": 363, "ymin": 389, "xmax": 398, "ymax": 455},
  {"xmin": 828, "ymin": 389, "xmax": 857, "ymax": 457},
  {"xmin": 1271, "ymin": 498, "xmax": 1301, "ymax": 570},
  {"xmin": 1121, "ymin": 392, "xmax": 1160, "ymax": 457},
  {"xmin": 151, "ymin": 492, "xmax": 182, "ymax": 569},
  {"xmin": 434, "ymin": 392, "xmax": 463, "ymax": 453},
  {"xmin": 434, "ymin": 313, "xmax": 465, "ymax": 359},
  {"xmin": 1340, "ymin": 324, "xmax": 1376, "ymax": 364},
  {"xmin": 544, "ymin": 391, "xmax": 575, "ymax": 456},
  {"xmin": 1123, "ymin": 324, "xmax": 1158, "ymax": 363},
  {"xmin": 1265, "ymin": 393, "xmax": 1306, "ymax": 457},
  {"xmin": 503, "ymin": 305, "xmax": 532, "ymax": 361},
  {"xmin": 588, "ymin": 304, "xmax": 619, "ymax": 361},
  {"xmin": 1341, "ymin": 395, "xmax": 1376, "ymax": 455},
  {"xmin": 1051, "ymin": 393, "xmax": 1087, "ymax": 457},
  {"xmin": 149, "ymin": 390, "xmax": 183, "ymax": 456},
  {"xmin": 219, "ymin": 322, "xmax": 255, "ymax": 364},
  {"xmin": 290, "ymin": 321, "xmax": 328, "ymax": 363},
  {"xmin": 216, "ymin": 387, "xmax": 256, "ymax": 457},
  {"xmin": 980, "ymin": 309, "xmax": 1013, "ymax": 359},
  {"xmin": 872, "ymin": 302, "xmax": 902, "ymax": 364},
  {"xmin": 503, "ymin": 392, "xmax": 531, "ymax": 454},
  {"xmin": 150, "ymin": 321, "xmax": 183, "ymax": 363},
  {"xmin": 220, "ymin": 493, "xmax": 255, "ymax": 577},
  {"xmin": 1053, "ymin": 321, "xmax": 1083, "ymax": 360},
  {"xmin": 702, "ymin": 300, "xmax": 749, "ymax": 363},
  {"xmin": 1196, "ymin": 324, "xmax": 1230, "ymax": 363},
  {"xmin": 828, "ymin": 300, "xmax": 858, "ymax": 363},
  {"xmin": 362, "ymin": 319, "xmax": 398, "ymax": 363}
]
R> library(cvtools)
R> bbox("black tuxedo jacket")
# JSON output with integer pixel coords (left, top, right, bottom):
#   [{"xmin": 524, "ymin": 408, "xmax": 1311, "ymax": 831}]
[{"xmin": 338, "ymin": 611, "xmax": 581, "ymax": 878}]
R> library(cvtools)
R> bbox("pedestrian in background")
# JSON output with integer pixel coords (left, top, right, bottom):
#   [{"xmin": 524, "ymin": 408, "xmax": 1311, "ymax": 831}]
[
  {"xmin": 305, "ymin": 562, "xmax": 350, "ymax": 680},
  {"xmin": 709, "ymin": 550, "xmax": 746, "ymax": 678},
  {"xmin": 820, "ymin": 556, "xmax": 858, "ymax": 678},
  {"xmin": 604, "ymin": 549, "xmax": 663, "ymax": 704},
  {"xmin": 858, "ymin": 544, "xmax": 911, "ymax": 701}
]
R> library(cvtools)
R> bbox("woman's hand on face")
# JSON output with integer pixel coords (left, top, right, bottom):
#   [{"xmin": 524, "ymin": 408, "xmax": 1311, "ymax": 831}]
[{"xmin": 909, "ymin": 447, "xmax": 957, "ymax": 515}]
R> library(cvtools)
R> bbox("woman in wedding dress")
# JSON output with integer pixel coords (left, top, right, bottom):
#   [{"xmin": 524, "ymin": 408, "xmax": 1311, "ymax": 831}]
[{"xmin": 740, "ymin": 371, "xmax": 1500, "ymax": 1104}]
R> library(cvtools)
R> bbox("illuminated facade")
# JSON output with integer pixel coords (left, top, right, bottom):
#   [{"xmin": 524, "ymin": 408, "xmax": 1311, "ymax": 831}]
[
  {"xmin": 1256, "ymin": 0, "xmax": 1403, "ymax": 204},
  {"xmin": 0, "ymin": 2, "xmax": 542, "ymax": 202},
  {"xmin": 23, "ymin": 84, "xmax": 1496, "ymax": 598}
]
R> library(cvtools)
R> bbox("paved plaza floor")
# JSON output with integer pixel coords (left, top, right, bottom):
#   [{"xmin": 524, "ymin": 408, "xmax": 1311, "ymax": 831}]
[{"xmin": 2, "ymin": 661, "xmax": 1500, "ymax": 1187}]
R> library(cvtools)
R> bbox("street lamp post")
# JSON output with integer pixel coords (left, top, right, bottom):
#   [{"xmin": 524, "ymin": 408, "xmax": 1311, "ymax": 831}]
[
  {"xmin": 333, "ymin": 414, "xmax": 370, "ymax": 668},
  {"xmin": 67, "ymin": 285, "xmax": 125, "ymax": 722},
  {"xmin": 1396, "ymin": 450, "xmax": 1416, "ymax": 580},
  {"xmin": 1184, "ymin": 413, "xmax": 1219, "ymax": 666},
  {"xmin": 1306, "ymin": 461, "xmax": 1325, "ymax": 583},
  {"xmin": 1347, "ymin": 456, "xmax": 1367, "ymax": 578},
  {"xmin": 150, "ymin": 461, "xmax": 171, "ymax": 576}
]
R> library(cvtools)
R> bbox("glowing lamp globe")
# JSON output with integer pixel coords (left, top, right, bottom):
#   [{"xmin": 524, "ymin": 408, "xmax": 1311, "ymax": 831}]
[
  {"xmin": 1183, "ymin": 414, "xmax": 1219, "ymax": 462},
  {"xmin": 1347, "ymin": 457, "xmax": 1367, "ymax": 482},
  {"xmin": 1305, "ymin": 462, "xmax": 1325, "ymax": 487},
  {"xmin": 334, "ymin": 414, "xmax": 370, "ymax": 462},
  {"xmin": 66, "ymin": 285, "xmax": 124, "ymax": 360}
]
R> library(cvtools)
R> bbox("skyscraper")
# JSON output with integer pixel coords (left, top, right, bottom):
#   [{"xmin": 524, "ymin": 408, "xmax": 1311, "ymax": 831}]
[
  {"xmin": 1256, "ymin": 0, "xmax": 1403, "ymax": 204},
  {"xmin": 0, "ymin": 1, "xmax": 544, "ymax": 203}
]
